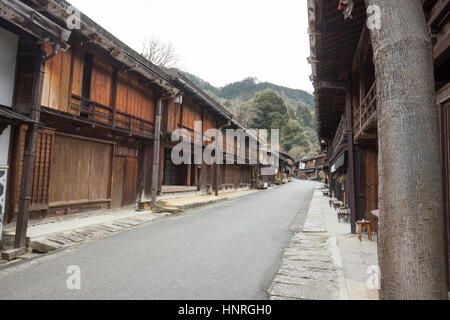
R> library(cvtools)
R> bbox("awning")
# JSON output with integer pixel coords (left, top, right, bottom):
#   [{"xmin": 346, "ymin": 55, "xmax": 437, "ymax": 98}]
[
  {"xmin": 0, "ymin": 105, "xmax": 35, "ymax": 123},
  {"xmin": 331, "ymin": 154, "xmax": 345, "ymax": 173}
]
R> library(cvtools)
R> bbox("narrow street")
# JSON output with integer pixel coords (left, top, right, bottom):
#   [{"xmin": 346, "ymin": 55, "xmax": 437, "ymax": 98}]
[{"xmin": 0, "ymin": 181, "xmax": 317, "ymax": 300}]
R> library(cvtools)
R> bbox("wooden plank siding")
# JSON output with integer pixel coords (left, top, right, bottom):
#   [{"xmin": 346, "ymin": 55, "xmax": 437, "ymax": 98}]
[
  {"xmin": 8, "ymin": 35, "xmax": 257, "ymax": 221},
  {"xmin": 116, "ymin": 72, "xmax": 155, "ymax": 135},
  {"xmin": 41, "ymin": 44, "xmax": 72, "ymax": 113},
  {"xmin": 39, "ymin": 44, "xmax": 158, "ymax": 137},
  {"xmin": 49, "ymin": 134, "xmax": 113, "ymax": 206},
  {"xmin": 9, "ymin": 126, "xmax": 55, "ymax": 217},
  {"xmin": 181, "ymin": 99, "xmax": 202, "ymax": 143}
]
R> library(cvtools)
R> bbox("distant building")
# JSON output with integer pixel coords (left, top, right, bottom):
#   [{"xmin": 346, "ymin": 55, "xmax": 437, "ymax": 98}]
[{"xmin": 295, "ymin": 155, "xmax": 327, "ymax": 180}]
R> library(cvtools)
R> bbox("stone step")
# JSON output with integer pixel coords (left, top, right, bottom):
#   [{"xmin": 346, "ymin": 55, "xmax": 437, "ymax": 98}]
[
  {"xmin": 1, "ymin": 233, "xmax": 30, "ymax": 250},
  {"xmin": 1, "ymin": 247, "xmax": 27, "ymax": 261}
]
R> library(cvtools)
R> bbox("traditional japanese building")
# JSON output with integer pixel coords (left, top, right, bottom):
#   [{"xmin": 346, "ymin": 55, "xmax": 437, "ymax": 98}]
[
  {"xmin": 0, "ymin": 0, "xmax": 272, "ymax": 252},
  {"xmin": 295, "ymin": 154, "xmax": 327, "ymax": 180},
  {"xmin": 308, "ymin": 0, "xmax": 449, "ymax": 290}
]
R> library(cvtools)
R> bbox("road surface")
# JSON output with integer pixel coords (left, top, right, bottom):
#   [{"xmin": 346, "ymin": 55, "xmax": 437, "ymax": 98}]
[{"xmin": 0, "ymin": 180, "xmax": 317, "ymax": 300}]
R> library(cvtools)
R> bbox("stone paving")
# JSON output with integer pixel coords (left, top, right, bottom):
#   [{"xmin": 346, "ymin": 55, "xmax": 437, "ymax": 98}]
[
  {"xmin": 22, "ymin": 214, "xmax": 170, "ymax": 254},
  {"xmin": 268, "ymin": 194, "xmax": 345, "ymax": 300},
  {"xmin": 0, "ymin": 212, "xmax": 174, "ymax": 267},
  {"xmin": 268, "ymin": 187, "xmax": 378, "ymax": 300}
]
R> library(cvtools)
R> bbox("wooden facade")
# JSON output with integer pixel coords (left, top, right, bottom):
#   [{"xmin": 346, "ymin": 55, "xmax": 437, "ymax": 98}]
[
  {"xmin": 308, "ymin": 0, "xmax": 450, "ymax": 287},
  {"xmin": 0, "ymin": 0, "xmax": 262, "ymax": 228},
  {"xmin": 295, "ymin": 155, "xmax": 327, "ymax": 180}
]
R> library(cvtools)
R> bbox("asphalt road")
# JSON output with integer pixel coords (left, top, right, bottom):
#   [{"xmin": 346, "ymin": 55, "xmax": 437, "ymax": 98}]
[{"xmin": 0, "ymin": 180, "xmax": 317, "ymax": 300}]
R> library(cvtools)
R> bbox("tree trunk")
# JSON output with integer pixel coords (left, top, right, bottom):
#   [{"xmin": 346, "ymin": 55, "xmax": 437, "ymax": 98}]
[{"xmin": 365, "ymin": 0, "xmax": 448, "ymax": 299}]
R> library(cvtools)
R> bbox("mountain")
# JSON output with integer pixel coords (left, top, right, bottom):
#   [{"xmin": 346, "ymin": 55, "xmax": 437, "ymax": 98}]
[
  {"xmin": 182, "ymin": 72, "xmax": 319, "ymax": 160},
  {"xmin": 183, "ymin": 73, "xmax": 315, "ymax": 111}
]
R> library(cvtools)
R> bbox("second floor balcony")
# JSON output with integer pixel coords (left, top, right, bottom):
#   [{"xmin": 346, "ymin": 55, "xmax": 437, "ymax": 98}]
[
  {"xmin": 354, "ymin": 82, "xmax": 378, "ymax": 142},
  {"xmin": 330, "ymin": 116, "xmax": 348, "ymax": 159}
]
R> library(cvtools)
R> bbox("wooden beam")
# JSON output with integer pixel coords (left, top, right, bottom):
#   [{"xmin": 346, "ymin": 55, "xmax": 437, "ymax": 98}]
[
  {"xmin": 316, "ymin": 80, "xmax": 347, "ymax": 90},
  {"xmin": 427, "ymin": 0, "xmax": 450, "ymax": 29},
  {"xmin": 345, "ymin": 76, "xmax": 357, "ymax": 234}
]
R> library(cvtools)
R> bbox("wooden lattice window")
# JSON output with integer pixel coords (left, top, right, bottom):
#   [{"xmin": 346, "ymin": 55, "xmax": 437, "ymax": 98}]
[
  {"xmin": 31, "ymin": 129, "xmax": 54, "ymax": 208},
  {"xmin": 13, "ymin": 126, "xmax": 55, "ymax": 212}
]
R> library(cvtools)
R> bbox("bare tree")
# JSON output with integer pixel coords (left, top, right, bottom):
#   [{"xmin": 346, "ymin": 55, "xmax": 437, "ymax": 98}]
[
  {"xmin": 142, "ymin": 38, "xmax": 180, "ymax": 69},
  {"xmin": 365, "ymin": 0, "xmax": 448, "ymax": 299}
]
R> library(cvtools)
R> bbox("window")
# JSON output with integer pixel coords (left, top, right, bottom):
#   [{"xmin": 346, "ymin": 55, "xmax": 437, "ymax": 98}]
[{"xmin": 80, "ymin": 52, "xmax": 93, "ymax": 118}]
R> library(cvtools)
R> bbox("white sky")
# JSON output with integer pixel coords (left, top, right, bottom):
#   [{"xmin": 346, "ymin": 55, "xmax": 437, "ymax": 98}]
[{"xmin": 68, "ymin": 0, "xmax": 313, "ymax": 92}]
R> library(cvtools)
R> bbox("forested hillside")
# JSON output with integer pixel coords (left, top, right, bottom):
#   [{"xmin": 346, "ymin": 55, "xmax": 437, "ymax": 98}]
[
  {"xmin": 183, "ymin": 72, "xmax": 319, "ymax": 160},
  {"xmin": 184, "ymin": 73, "xmax": 315, "ymax": 111}
]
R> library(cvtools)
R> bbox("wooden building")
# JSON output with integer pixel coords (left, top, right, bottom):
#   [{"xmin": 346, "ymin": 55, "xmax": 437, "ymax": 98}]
[
  {"xmin": 0, "ymin": 0, "xmax": 264, "ymax": 249},
  {"xmin": 156, "ymin": 69, "xmax": 257, "ymax": 197},
  {"xmin": 295, "ymin": 154, "xmax": 327, "ymax": 180},
  {"xmin": 0, "ymin": 18, "xmax": 37, "ymax": 240},
  {"xmin": 308, "ymin": 0, "xmax": 449, "ymax": 288}
]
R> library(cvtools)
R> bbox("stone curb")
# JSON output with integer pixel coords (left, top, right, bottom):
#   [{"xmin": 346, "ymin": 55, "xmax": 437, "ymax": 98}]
[{"xmin": 267, "ymin": 189, "xmax": 348, "ymax": 300}]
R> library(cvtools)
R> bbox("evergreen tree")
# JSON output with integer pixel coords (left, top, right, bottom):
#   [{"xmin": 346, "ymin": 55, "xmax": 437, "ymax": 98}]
[
  {"xmin": 296, "ymin": 103, "xmax": 314, "ymax": 128},
  {"xmin": 250, "ymin": 89, "xmax": 289, "ymax": 130}
]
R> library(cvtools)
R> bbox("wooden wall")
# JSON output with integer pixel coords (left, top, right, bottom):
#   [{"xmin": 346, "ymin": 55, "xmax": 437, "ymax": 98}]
[
  {"xmin": 437, "ymin": 87, "xmax": 450, "ymax": 290},
  {"xmin": 116, "ymin": 72, "xmax": 155, "ymax": 134},
  {"xmin": 111, "ymin": 143, "xmax": 139, "ymax": 208},
  {"xmin": 9, "ymin": 126, "xmax": 55, "ymax": 220},
  {"xmin": 49, "ymin": 134, "xmax": 113, "ymax": 206},
  {"xmin": 364, "ymin": 144, "xmax": 379, "ymax": 232},
  {"xmin": 165, "ymin": 99, "xmax": 180, "ymax": 133},
  {"xmin": 41, "ymin": 44, "xmax": 72, "ymax": 113},
  {"xmin": 181, "ymin": 99, "xmax": 202, "ymax": 143},
  {"xmin": 39, "ymin": 44, "xmax": 158, "ymax": 136},
  {"xmin": 220, "ymin": 165, "xmax": 251, "ymax": 187}
]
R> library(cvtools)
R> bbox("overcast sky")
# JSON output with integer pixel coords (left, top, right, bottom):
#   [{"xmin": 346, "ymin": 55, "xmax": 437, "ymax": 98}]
[{"xmin": 68, "ymin": 0, "xmax": 313, "ymax": 92}]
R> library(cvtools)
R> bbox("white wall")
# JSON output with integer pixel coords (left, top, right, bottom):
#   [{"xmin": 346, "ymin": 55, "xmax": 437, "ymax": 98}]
[
  {"xmin": 0, "ymin": 26, "xmax": 19, "ymax": 107},
  {"xmin": 0, "ymin": 27, "xmax": 18, "ymax": 234},
  {"xmin": 0, "ymin": 126, "xmax": 11, "ymax": 166}
]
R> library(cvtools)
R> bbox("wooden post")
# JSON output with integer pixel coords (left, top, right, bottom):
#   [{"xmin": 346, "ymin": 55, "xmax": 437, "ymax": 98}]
[
  {"xmin": 345, "ymin": 77, "xmax": 357, "ymax": 234},
  {"xmin": 15, "ymin": 48, "xmax": 46, "ymax": 249},
  {"xmin": 138, "ymin": 142, "xmax": 149, "ymax": 204},
  {"xmin": 111, "ymin": 69, "xmax": 118, "ymax": 127},
  {"xmin": 186, "ymin": 163, "xmax": 191, "ymax": 187},
  {"xmin": 151, "ymin": 98, "xmax": 163, "ymax": 208},
  {"xmin": 194, "ymin": 165, "xmax": 199, "ymax": 189},
  {"xmin": 215, "ymin": 162, "xmax": 219, "ymax": 196}
]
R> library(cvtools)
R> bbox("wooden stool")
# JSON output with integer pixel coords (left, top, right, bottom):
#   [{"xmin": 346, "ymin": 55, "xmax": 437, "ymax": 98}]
[{"xmin": 357, "ymin": 221, "xmax": 373, "ymax": 241}]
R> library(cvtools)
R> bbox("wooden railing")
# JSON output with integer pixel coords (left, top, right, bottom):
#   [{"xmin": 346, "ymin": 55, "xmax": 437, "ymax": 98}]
[
  {"xmin": 70, "ymin": 94, "xmax": 154, "ymax": 136},
  {"xmin": 354, "ymin": 82, "xmax": 377, "ymax": 139},
  {"xmin": 330, "ymin": 115, "xmax": 347, "ymax": 157}
]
